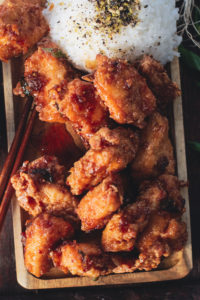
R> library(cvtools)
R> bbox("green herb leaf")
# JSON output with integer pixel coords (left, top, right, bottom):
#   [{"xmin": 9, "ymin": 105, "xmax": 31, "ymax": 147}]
[
  {"xmin": 92, "ymin": 277, "xmax": 99, "ymax": 281},
  {"xmin": 42, "ymin": 47, "xmax": 67, "ymax": 59},
  {"xmin": 179, "ymin": 45, "xmax": 200, "ymax": 72},
  {"xmin": 188, "ymin": 141, "xmax": 200, "ymax": 152},
  {"xmin": 20, "ymin": 77, "xmax": 30, "ymax": 96}
]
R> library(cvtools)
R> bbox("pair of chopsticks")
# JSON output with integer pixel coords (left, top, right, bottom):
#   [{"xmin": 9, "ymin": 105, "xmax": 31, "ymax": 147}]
[{"xmin": 0, "ymin": 97, "xmax": 36, "ymax": 232}]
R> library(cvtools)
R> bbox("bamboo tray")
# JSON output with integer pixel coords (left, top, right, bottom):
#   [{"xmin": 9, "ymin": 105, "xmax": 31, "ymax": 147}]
[{"xmin": 2, "ymin": 55, "xmax": 193, "ymax": 289}]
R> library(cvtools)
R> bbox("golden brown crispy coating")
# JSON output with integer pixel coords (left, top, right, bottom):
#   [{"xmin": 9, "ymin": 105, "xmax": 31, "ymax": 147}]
[
  {"xmin": 134, "ymin": 211, "xmax": 187, "ymax": 271},
  {"xmin": 94, "ymin": 54, "xmax": 156, "ymax": 128},
  {"xmin": 51, "ymin": 240, "xmax": 113, "ymax": 278},
  {"xmin": 67, "ymin": 127, "xmax": 139, "ymax": 195},
  {"xmin": 111, "ymin": 211, "xmax": 187, "ymax": 273},
  {"xmin": 102, "ymin": 173, "xmax": 185, "ymax": 253},
  {"xmin": 158, "ymin": 174, "xmax": 185, "ymax": 213},
  {"xmin": 136, "ymin": 55, "xmax": 181, "ymax": 107},
  {"xmin": 15, "ymin": 43, "xmax": 108, "ymax": 143},
  {"xmin": 76, "ymin": 174, "xmax": 124, "ymax": 231},
  {"xmin": 17, "ymin": 39, "xmax": 76, "ymax": 123},
  {"xmin": 55, "ymin": 78, "xmax": 108, "ymax": 142},
  {"xmin": 101, "ymin": 180, "xmax": 167, "ymax": 252},
  {"xmin": 138, "ymin": 175, "xmax": 185, "ymax": 215},
  {"xmin": 131, "ymin": 112, "xmax": 175, "ymax": 181},
  {"xmin": 11, "ymin": 156, "xmax": 78, "ymax": 221},
  {"xmin": 24, "ymin": 213, "xmax": 74, "ymax": 277},
  {"xmin": 0, "ymin": 0, "xmax": 49, "ymax": 61}
]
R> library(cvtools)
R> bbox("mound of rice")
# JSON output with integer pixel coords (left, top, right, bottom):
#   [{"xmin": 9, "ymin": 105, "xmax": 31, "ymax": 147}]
[{"xmin": 43, "ymin": 0, "xmax": 181, "ymax": 71}]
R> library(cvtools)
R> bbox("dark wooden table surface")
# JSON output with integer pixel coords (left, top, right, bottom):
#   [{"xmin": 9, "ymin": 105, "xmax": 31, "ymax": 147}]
[{"xmin": 0, "ymin": 57, "xmax": 200, "ymax": 299}]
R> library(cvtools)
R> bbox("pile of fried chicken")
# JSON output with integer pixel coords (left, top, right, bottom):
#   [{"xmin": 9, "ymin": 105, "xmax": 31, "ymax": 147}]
[{"xmin": 0, "ymin": 0, "xmax": 187, "ymax": 279}]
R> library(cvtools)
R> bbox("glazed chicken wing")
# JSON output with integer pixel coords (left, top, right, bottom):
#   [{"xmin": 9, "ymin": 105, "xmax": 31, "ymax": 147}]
[
  {"xmin": 76, "ymin": 174, "xmax": 124, "ymax": 231},
  {"xmin": 0, "ymin": 0, "xmax": 48, "ymax": 61},
  {"xmin": 24, "ymin": 213, "xmax": 74, "ymax": 277},
  {"xmin": 14, "ymin": 39, "xmax": 76, "ymax": 123},
  {"xmin": 94, "ymin": 54, "xmax": 156, "ymax": 128},
  {"xmin": 51, "ymin": 240, "xmax": 113, "ymax": 278},
  {"xmin": 131, "ymin": 112, "xmax": 175, "ymax": 181},
  {"xmin": 55, "ymin": 78, "xmax": 108, "ymax": 142},
  {"xmin": 67, "ymin": 127, "xmax": 139, "ymax": 195},
  {"xmin": 136, "ymin": 55, "xmax": 181, "ymax": 107},
  {"xmin": 11, "ymin": 156, "xmax": 78, "ymax": 222}
]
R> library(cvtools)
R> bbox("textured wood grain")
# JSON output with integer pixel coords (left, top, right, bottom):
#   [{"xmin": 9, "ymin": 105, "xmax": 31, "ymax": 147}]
[
  {"xmin": 2, "ymin": 56, "xmax": 193, "ymax": 289},
  {"xmin": 2, "ymin": 62, "xmax": 15, "ymax": 149}
]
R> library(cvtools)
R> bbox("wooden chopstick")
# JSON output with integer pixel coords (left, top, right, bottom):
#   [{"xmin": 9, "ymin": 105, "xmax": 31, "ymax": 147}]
[
  {"xmin": 0, "ymin": 97, "xmax": 33, "ymax": 201},
  {"xmin": 0, "ymin": 106, "xmax": 37, "ymax": 232}
]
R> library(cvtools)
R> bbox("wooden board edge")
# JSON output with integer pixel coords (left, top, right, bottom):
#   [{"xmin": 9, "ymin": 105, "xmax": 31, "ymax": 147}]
[
  {"xmin": 171, "ymin": 56, "xmax": 193, "ymax": 272},
  {"xmin": 2, "ymin": 56, "xmax": 193, "ymax": 289},
  {"xmin": 2, "ymin": 61, "xmax": 15, "ymax": 149},
  {"xmin": 15, "ymin": 250, "xmax": 192, "ymax": 290}
]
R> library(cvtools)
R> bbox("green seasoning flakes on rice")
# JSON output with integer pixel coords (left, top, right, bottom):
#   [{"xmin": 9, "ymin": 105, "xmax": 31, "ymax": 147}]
[{"xmin": 43, "ymin": 0, "xmax": 182, "ymax": 71}]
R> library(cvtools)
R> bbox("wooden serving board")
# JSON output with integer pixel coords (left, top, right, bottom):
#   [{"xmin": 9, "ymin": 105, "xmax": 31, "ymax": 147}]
[{"xmin": 2, "ymin": 55, "xmax": 193, "ymax": 289}]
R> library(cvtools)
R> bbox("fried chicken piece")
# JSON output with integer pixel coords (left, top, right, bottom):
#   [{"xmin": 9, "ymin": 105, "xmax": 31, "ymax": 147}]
[
  {"xmin": 158, "ymin": 174, "xmax": 185, "ymax": 213},
  {"xmin": 15, "ymin": 42, "xmax": 108, "ymax": 143},
  {"xmin": 76, "ymin": 174, "xmax": 124, "ymax": 231},
  {"xmin": 102, "ymin": 174, "xmax": 185, "ymax": 252},
  {"xmin": 67, "ymin": 127, "xmax": 139, "ymax": 195},
  {"xmin": 111, "ymin": 211, "xmax": 187, "ymax": 273},
  {"xmin": 24, "ymin": 213, "xmax": 74, "ymax": 277},
  {"xmin": 51, "ymin": 240, "xmax": 113, "ymax": 278},
  {"xmin": 134, "ymin": 211, "xmax": 187, "ymax": 271},
  {"xmin": 102, "ymin": 180, "xmax": 167, "ymax": 252},
  {"xmin": 131, "ymin": 112, "xmax": 175, "ymax": 181},
  {"xmin": 11, "ymin": 156, "xmax": 78, "ymax": 222},
  {"xmin": 94, "ymin": 54, "xmax": 156, "ymax": 128},
  {"xmin": 14, "ymin": 39, "xmax": 76, "ymax": 123},
  {"xmin": 0, "ymin": 0, "xmax": 49, "ymax": 61},
  {"xmin": 55, "ymin": 78, "xmax": 108, "ymax": 142},
  {"xmin": 136, "ymin": 55, "xmax": 181, "ymax": 107}
]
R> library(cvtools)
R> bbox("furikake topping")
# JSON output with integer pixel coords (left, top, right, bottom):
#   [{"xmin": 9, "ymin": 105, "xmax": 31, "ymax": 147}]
[{"xmin": 92, "ymin": 0, "xmax": 141, "ymax": 34}]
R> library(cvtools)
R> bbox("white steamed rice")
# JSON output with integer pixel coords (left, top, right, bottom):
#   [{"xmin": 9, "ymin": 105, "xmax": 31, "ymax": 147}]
[{"xmin": 43, "ymin": 0, "xmax": 182, "ymax": 71}]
